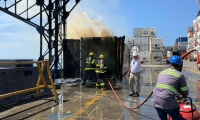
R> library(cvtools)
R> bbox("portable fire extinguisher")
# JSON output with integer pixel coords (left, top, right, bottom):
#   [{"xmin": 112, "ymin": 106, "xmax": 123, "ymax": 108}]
[{"xmin": 169, "ymin": 97, "xmax": 200, "ymax": 120}]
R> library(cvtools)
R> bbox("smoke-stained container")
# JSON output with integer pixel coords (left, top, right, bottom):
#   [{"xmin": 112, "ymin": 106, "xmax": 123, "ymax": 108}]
[
  {"xmin": 63, "ymin": 36, "xmax": 130, "ymax": 81},
  {"xmin": 63, "ymin": 39, "xmax": 80, "ymax": 78},
  {"xmin": 151, "ymin": 52, "xmax": 163, "ymax": 65},
  {"xmin": 139, "ymin": 51, "xmax": 151, "ymax": 64},
  {"xmin": 150, "ymin": 38, "xmax": 163, "ymax": 52},
  {"xmin": 81, "ymin": 37, "xmax": 125, "ymax": 80}
]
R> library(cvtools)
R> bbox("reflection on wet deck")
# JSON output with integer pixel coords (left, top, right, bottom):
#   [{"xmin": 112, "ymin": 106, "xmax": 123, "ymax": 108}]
[{"xmin": 0, "ymin": 66, "xmax": 200, "ymax": 120}]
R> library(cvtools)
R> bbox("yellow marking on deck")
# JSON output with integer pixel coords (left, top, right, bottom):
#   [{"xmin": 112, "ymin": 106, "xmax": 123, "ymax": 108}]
[
  {"xmin": 183, "ymin": 68, "xmax": 200, "ymax": 75},
  {"xmin": 68, "ymin": 90, "xmax": 107, "ymax": 120}
]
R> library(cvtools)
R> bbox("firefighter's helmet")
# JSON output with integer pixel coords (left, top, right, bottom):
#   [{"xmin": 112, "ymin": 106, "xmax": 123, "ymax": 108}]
[
  {"xmin": 89, "ymin": 52, "xmax": 94, "ymax": 56},
  {"xmin": 99, "ymin": 54, "xmax": 104, "ymax": 58}
]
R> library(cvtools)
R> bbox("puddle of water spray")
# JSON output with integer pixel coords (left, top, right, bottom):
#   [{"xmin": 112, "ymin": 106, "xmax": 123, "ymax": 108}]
[{"xmin": 47, "ymin": 113, "xmax": 72, "ymax": 120}]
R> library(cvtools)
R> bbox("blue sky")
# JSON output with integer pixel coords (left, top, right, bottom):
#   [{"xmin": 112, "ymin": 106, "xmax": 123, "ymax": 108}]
[{"xmin": 0, "ymin": 0, "xmax": 199, "ymax": 59}]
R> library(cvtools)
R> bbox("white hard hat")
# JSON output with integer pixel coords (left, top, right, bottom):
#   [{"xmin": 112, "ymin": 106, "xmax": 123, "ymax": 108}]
[{"xmin": 132, "ymin": 52, "xmax": 138, "ymax": 56}]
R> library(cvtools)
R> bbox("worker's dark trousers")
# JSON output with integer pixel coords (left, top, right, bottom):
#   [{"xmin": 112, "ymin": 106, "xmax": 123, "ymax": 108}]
[
  {"xmin": 82, "ymin": 70, "xmax": 96, "ymax": 83},
  {"xmin": 96, "ymin": 73, "xmax": 105, "ymax": 84},
  {"xmin": 155, "ymin": 107, "xmax": 181, "ymax": 120}
]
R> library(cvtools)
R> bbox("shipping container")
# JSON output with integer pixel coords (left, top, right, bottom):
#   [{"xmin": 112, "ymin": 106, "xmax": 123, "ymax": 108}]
[
  {"xmin": 149, "ymin": 27, "xmax": 157, "ymax": 36},
  {"xmin": 141, "ymin": 28, "xmax": 149, "ymax": 37},
  {"xmin": 175, "ymin": 37, "xmax": 188, "ymax": 43},
  {"xmin": 178, "ymin": 46, "xmax": 187, "ymax": 52},
  {"xmin": 134, "ymin": 28, "xmax": 142, "ymax": 37},
  {"xmin": 140, "ymin": 45, "xmax": 149, "ymax": 51},
  {"xmin": 150, "ymin": 38, "xmax": 163, "ymax": 52},
  {"xmin": 134, "ymin": 28, "xmax": 157, "ymax": 37},
  {"xmin": 178, "ymin": 42, "xmax": 187, "ymax": 46},
  {"xmin": 139, "ymin": 51, "xmax": 151, "ymax": 64},
  {"xmin": 63, "ymin": 36, "xmax": 130, "ymax": 81},
  {"xmin": 151, "ymin": 52, "xmax": 163, "ymax": 65}
]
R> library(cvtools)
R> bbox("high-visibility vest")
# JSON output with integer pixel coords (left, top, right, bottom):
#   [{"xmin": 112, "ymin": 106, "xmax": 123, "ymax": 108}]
[
  {"xmin": 85, "ymin": 57, "xmax": 96, "ymax": 70},
  {"xmin": 95, "ymin": 59, "xmax": 107, "ymax": 73},
  {"xmin": 155, "ymin": 69, "xmax": 189, "ymax": 94}
]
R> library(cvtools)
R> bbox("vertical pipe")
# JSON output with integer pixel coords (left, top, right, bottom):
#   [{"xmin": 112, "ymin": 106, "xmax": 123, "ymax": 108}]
[
  {"xmin": 63, "ymin": 0, "xmax": 66, "ymax": 40},
  {"xmin": 40, "ymin": 4, "xmax": 43, "ymax": 58},
  {"xmin": 62, "ymin": 0, "xmax": 66, "ymax": 69},
  {"xmin": 54, "ymin": 0, "xmax": 59, "ymax": 77},
  {"xmin": 15, "ymin": 0, "xmax": 16, "ymax": 14},
  {"xmin": 27, "ymin": 0, "xmax": 28, "ymax": 18},
  {"xmin": 49, "ymin": 0, "xmax": 52, "ymax": 65}
]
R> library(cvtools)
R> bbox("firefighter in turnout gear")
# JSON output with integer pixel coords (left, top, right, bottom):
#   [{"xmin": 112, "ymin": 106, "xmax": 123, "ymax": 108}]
[
  {"xmin": 81, "ymin": 52, "xmax": 97, "ymax": 86},
  {"xmin": 95, "ymin": 54, "xmax": 107, "ymax": 88},
  {"xmin": 152, "ymin": 55, "xmax": 189, "ymax": 120}
]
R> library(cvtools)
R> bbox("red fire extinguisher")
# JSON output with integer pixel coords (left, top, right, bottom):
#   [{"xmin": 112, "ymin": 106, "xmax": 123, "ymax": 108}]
[
  {"xmin": 169, "ymin": 97, "xmax": 200, "ymax": 120},
  {"xmin": 197, "ymin": 53, "xmax": 200, "ymax": 70}
]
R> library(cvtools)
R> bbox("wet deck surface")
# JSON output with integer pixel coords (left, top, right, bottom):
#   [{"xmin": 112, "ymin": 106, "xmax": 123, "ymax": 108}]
[{"xmin": 0, "ymin": 61, "xmax": 200, "ymax": 120}]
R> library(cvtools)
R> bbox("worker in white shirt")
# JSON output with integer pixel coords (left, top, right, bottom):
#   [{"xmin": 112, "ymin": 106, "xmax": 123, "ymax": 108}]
[{"xmin": 127, "ymin": 52, "xmax": 141, "ymax": 97}]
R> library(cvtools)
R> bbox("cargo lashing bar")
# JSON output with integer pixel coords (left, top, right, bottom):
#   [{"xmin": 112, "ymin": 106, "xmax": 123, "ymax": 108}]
[{"xmin": 0, "ymin": 59, "xmax": 58, "ymax": 100}]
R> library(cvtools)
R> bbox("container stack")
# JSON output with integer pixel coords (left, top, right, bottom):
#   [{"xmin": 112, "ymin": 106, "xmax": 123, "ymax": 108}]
[
  {"xmin": 150, "ymin": 38, "xmax": 164, "ymax": 65},
  {"xmin": 134, "ymin": 28, "xmax": 157, "ymax": 64},
  {"xmin": 125, "ymin": 37, "xmax": 134, "ymax": 49},
  {"xmin": 175, "ymin": 37, "xmax": 188, "ymax": 52}
]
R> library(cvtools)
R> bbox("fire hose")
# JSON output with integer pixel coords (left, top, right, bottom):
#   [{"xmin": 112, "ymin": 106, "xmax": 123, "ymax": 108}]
[{"xmin": 106, "ymin": 49, "xmax": 196, "ymax": 110}]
